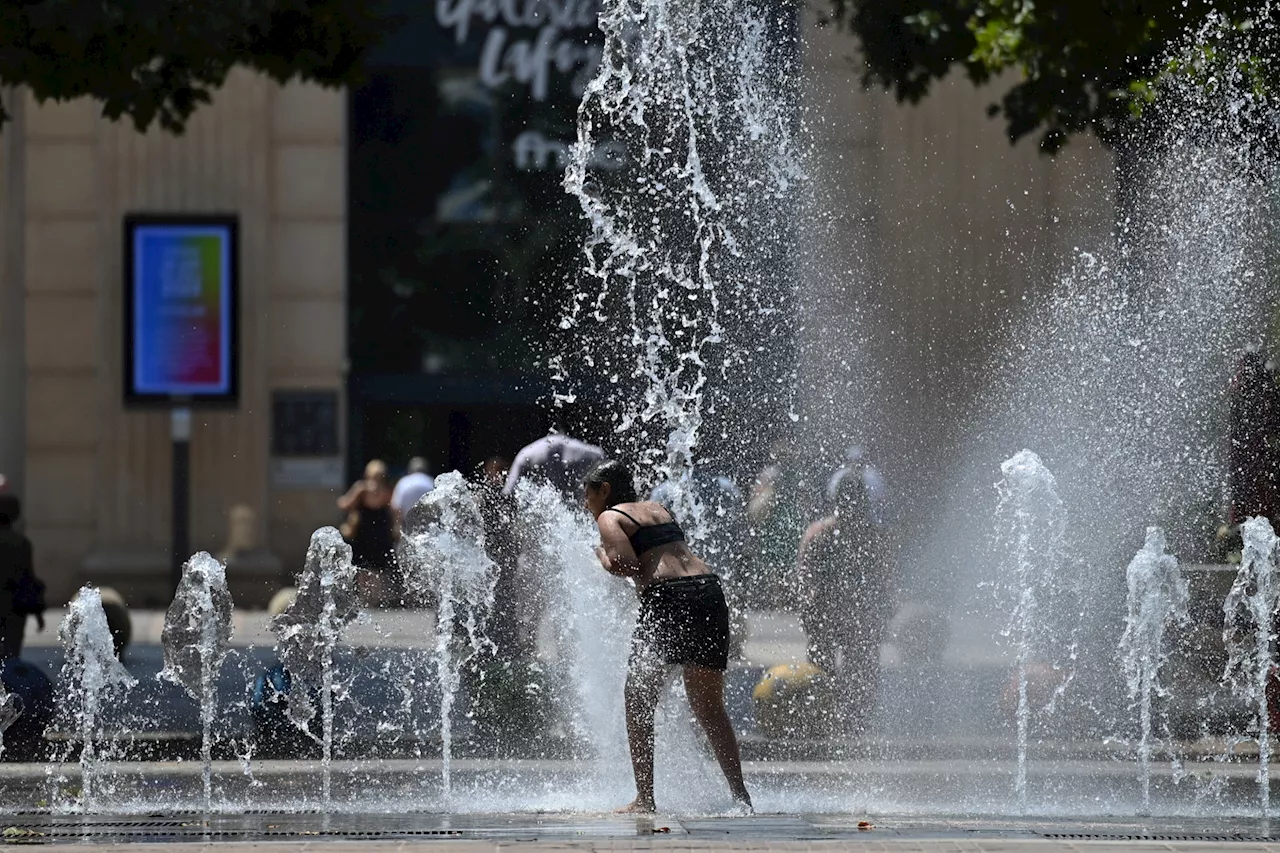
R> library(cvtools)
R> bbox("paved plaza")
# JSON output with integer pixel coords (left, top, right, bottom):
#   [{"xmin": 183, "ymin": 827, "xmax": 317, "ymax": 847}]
[{"xmin": 5, "ymin": 811, "xmax": 1280, "ymax": 851}]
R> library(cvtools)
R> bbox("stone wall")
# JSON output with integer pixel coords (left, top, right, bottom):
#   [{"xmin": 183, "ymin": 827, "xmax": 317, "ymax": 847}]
[{"xmin": 15, "ymin": 73, "xmax": 346, "ymax": 606}]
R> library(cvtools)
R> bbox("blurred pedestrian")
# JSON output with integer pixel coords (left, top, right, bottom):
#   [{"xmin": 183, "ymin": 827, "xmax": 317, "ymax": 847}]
[
  {"xmin": 791, "ymin": 469, "xmax": 890, "ymax": 736},
  {"xmin": 1, "ymin": 657, "xmax": 54, "ymax": 761},
  {"xmin": 1228, "ymin": 348, "xmax": 1280, "ymax": 526},
  {"xmin": 392, "ymin": 456, "xmax": 436, "ymax": 523},
  {"xmin": 250, "ymin": 587, "xmax": 315, "ymax": 758},
  {"xmin": 825, "ymin": 445, "xmax": 889, "ymax": 527},
  {"xmin": 0, "ymin": 495, "xmax": 45, "ymax": 661},
  {"xmin": 338, "ymin": 460, "xmax": 401, "ymax": 606},
  {"xmin": 504, "ymin": 432, "xmax": 604, "ymax": 504},
  {"xmin": 746, "ymin": 440, "xmax": 812, "ymax": 608}
]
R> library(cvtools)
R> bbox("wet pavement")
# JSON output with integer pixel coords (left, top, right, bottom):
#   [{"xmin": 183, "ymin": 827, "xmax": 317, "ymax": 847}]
[{"xmin": 3, "ymin": 811, "xmax": 1280, "ymax": 850}]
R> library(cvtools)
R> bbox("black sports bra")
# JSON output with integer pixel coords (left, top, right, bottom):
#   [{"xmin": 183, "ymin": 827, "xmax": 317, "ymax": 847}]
[{"xmin": 604, "ymin": 506, "xmax": 686, "ymax": 555}]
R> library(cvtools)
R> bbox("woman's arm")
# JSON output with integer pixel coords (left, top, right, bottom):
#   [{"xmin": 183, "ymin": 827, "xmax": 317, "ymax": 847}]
[
  {"xmin": 337, "ymin": 480, "xmax": 366, "ymax": 513},
  {"xmin": 596, "ymin": 515, "xmax": 642, "ymax": 578}
]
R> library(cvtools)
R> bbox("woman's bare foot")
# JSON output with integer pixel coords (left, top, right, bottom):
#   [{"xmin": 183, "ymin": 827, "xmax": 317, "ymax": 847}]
[{"xmin": 615, "ymin": 798, "xmax": 657, "ymax": 814}]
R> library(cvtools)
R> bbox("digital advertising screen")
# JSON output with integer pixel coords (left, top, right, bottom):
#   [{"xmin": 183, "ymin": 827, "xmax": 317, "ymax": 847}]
[{"xmin": 124, "ymin": 215, "xmax": 238, "ymax": 405}]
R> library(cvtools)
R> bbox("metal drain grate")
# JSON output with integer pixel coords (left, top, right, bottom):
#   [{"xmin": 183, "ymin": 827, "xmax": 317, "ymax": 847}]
[
  {"xmin": 1042, "ymin": 834, "xmax": 1275, "ymax": 842},
  {"xmin": 3, "ymin": 827, "xmax": 467, "ymax": 839}
]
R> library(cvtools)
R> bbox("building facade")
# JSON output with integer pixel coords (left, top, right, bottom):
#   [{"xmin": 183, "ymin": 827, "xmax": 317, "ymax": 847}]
[
  {"xmin": 0, "ymin": 75, "xmax": 347, "ymax": 606},
  {"xmin": 0, "ymin": 12, "xmax": 1115, "ymax": 607}
]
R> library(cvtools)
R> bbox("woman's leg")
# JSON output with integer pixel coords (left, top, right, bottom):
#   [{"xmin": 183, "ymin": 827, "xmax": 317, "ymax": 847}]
[
  {"xmin": 683, "ymin": 665, "xmax": 751, "ymax": 807},
  {"xmin": 619, "ymin": 654, "xmax": 667, "ymax": 813}
]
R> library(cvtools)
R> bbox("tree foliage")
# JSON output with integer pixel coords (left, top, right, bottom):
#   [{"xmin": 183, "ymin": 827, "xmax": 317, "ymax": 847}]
[
  {"xmin": 822, "ymin": 0, "xmax": 1277, "ymax": 152},
  {"xmin": 0, "ymin": 0, "xmax": 393, "ymax": 132}
]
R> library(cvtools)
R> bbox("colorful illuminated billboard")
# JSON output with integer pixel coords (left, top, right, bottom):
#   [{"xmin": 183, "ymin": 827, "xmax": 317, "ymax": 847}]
[{"xmin": 124, "ymin": 215, "xmax": 238, "ymax": 404}]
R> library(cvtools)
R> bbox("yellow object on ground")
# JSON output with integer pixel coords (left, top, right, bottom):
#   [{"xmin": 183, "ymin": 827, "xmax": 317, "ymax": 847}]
[{"xmin": 753, "ymin": 662, "xmax": 836, "ymax": 739}]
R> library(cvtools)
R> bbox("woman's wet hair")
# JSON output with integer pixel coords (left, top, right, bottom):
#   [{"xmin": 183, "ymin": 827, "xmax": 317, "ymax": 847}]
[{"xmin": 584, "ymin": 459, "xmax": 638, "ymax": 506}]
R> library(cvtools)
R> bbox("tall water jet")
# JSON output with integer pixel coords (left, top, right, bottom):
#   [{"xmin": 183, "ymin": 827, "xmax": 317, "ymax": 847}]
[
  {"xmin": 1223, "ymin": 515, "xmax": 1280, "ymax": 818},
  {"xmin": 159, "ymin": 552, "xmax": 234, "ymax": 812},
  {"xmin": 58, "ymin": 586, "xmax": 136, "ymax": 812},
  {"xmin": 398, "ymin": 472, "xmax": 498, "ymax": 801},
  {"xmin": 269, "ymin": 528, "xmax": 359, "ymax": 810},
  {"xmin": 994, "ymin": 450, "xmax": 1070, "ymax": 813},
  {"xmin": 559, "ymin": 0, "xmax": 803, "ymax": 501},
  {"xmin": 1118, "ymin": 526, "xmax": 1189, "ymax": 813}
]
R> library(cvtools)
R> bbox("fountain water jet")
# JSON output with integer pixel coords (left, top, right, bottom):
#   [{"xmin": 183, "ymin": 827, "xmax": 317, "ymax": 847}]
[
  {"xmin": 269, "ymin": 528, "xmax": 359, "ymax": 811},
  {"xmin": 159, "ymin": 552, "xmax": 234, "ymax": 812},
  {"xmin": 1224, "ymin": 515, "xmax": 1280, "ymax": 818},
  {"xmin": 398, "ymin": 472, "xmax": 499, "ymax": 801},
  {"xmin": 57, "ymin": 586, "xmax": 136, "ymax": 812},
  {"xmin": 995, "ymin": 450, "xmax": 1070, "ymax": 814},
  {"xmin": 1118, "ymin": 526, "xmax": 1189, "ymax": 813},
  {"xmin": 515, "ymin": 480, "xmax": 632, "ymax": 803}
]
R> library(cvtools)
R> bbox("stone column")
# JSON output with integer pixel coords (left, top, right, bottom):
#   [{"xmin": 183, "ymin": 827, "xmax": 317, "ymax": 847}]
[{"xmin": 0, "ymin": 90, "xmax": 25, "ymax": 498}]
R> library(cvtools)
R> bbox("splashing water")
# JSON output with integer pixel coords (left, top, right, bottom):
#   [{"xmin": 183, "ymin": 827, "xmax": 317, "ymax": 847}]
[
  {"xmin": 159, "ymin": 552, "xmax": 234, "ymax": 812},
  {"xmin": 0, "ymin": 681, "xmax": 21, "ymax": 761},
  {"xmin": 516, "ymin": 480, "xmax": 632, "ymax": 802},
  {"xmin": 58, "ymin": 587, "xmax": 136, "ymax": 812},
  {"xmin": 1223, "ymin": 516, "xmax": 1280, "ymax": 818},
  {"xmin": 269, "ymin": 528, "xmax": 359, "ymax": 811},
  {"xmin": 995, "ymin": 451, "xmax": 1071, "ymax": 813},
  {"xmin": 399, "ymin": 472, "xmax": 499, "ymax": 801},
  {"xmin": 559, "ymin": 0, "xmax": 803, "ymax": 511},
  {"xmin": 1118, "ymin": 527, "xmax": 1190, "ymax": 813}
]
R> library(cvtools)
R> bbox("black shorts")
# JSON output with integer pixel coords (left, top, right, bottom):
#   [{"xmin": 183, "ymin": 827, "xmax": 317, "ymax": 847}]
[{"xmin": 630, "ymin": 574, "xmax": 730, "ymax": 672}]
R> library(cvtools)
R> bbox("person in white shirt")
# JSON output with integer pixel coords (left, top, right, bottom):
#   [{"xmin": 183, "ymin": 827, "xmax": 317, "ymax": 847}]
[{"xmin": 391, "ymin": 457, "xmax": 435, "ymax": 520}]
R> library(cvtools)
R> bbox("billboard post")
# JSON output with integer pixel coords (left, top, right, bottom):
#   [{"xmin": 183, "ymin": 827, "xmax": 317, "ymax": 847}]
[{"xmin": 123, "ymin": 214, "xmax": 239, "ymax": 593}]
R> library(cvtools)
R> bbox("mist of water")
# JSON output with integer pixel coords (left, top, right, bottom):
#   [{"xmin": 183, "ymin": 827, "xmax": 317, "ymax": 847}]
[{"xmin": 901, "ymin": 10, "xmax": 1280, "ymax": 760}]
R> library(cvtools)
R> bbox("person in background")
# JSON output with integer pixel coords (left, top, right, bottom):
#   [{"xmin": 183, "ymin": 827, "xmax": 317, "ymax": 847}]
[
  {"xmin": 825, "ymin": 445, "xmax": 889, "ymax": 527},
  {"xmin": 791, "ymin": 469, "xmax": 890, "ymax": 736},
  {"xmin": 502, "ymin": 434, "xmax": 605, "ymax": 656},
  {"xmin": 1, "ymin": 656, "xmax": 54, "ymax": 761},
  {"xmin": 391, "ymin": 456, "xmax": 436, "ymax": 524},
  {"xmin": 250, "ymin": 587, "xmax": 315, "ymax": 758},
  {"xmin": 338, "ymin": 460, "xmax": 400, "ymax": 606},
  {"xmin": 1228, "ymin": 348, "xmax": 1280, "ymax": 526},
  {"xmin": 0, "ymin": 495, "xmax": 45, "ymax": 661},
  {"xmin": 504, "ymin": 432, "xmax": 605, "ymax": 504},
  {"xmin": 586, "ymin": 459, "xmax": 751, "ymax": 814},
  {"xmin": 746, "ymin": 440, "xmax": 812, "ymax": 608}
]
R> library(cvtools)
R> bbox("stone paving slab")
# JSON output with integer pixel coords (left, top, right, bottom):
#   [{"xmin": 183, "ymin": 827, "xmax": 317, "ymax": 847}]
[
  {"xmin": 13, "ymin": 840, "xmax": 1280, "ymax": 851},
  {"xmin": 4, "ymin": 812, "xmax": 1280, "ymax": 850}
]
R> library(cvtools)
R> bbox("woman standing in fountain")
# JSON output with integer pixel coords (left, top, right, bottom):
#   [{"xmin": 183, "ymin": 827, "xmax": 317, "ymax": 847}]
[{"xmin": 584, "ymin": 460, "xmax": 752, "ymax": 814}]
